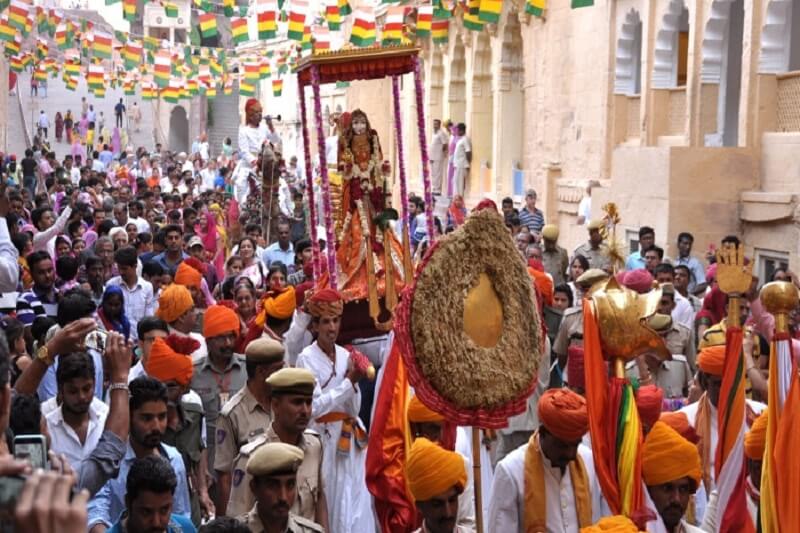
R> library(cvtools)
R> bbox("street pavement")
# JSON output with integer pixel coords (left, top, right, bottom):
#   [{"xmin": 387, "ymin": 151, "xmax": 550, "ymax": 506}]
[{"xmin": 9, "ymin": 70, "xmax": 154, "ymax": 157}]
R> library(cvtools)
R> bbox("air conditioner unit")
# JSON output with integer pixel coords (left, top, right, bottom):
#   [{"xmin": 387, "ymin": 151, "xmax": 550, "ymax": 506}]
[
  {"xmin": 156, "ymin": 16, "xmax": 163, "ymax": 24},
  {"xmin": 177, "ymin": 17, "xmax": 184, "ymax": 25}
]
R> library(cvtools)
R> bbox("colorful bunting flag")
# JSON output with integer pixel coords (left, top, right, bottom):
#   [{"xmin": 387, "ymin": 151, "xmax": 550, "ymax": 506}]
[
  {"xmin": 338, "ymin": 0, "xmax": 351, "ymax": 17},
  {"xmin": 7, "ymin": 0, "xmax": 29, "ymax": 31},
  {"xmin": 154, "ymin": 49, "xmax": 171, "ymax": 87},
  {"xmin": 433, "ymin": 0, "xmax": 451, "ymax": 19},
  {"xmin": 287, "ymin": 0, "xmax": 307, "ymax": 41},
  {"xmin": 0, "ymin": 19, "xmax": 17, "ymax": 42},
  {"xmin": 478, "ymin": 0, "xmax": 501, "ymax": 23},
  {"xmin": 9, "ymin": 55, "xmax": 23, "ymax": 72},
  {"xmin": 256, "ymin": 0, "xmax": 277, "ymax": 40},
  {"xmin": 416, "ymin": 5, "xmax": 432, "ymax": 37},
  {"xmin": 325, "ymin": 0, "xmax": 341, "ymax": 30},
  {"xmin": 350, "ymin": 7, "xmax": 376, "ymax": 47},
  {"xmin": 572, "ymin": 0, "xmax": 593, "ymax": 6},
  {"xmin": 199, "ymin": 13, "xmax": 217, "ymax": 39},
  {"xmin": 432, "ymin": 18, "xmax": 449, "ymax": 44},
  {"xmin": 239, "ymin": 81, "xmax": 255, "ymax": 96},
  {"xmin": 123, "ymin": 0, "xmax": 136, "ymax": 21},
  {"xmin": 525, "ymin": 0, "xmax": 545, "ymax": 16},
  {"xmin": 231, "ymin": 17, "xmax": 249, "ymax": 44},
  {"xmin": 93, "ymin": 31, "xmax": 112, "ymax": 59},
  {"xmin": 123, "ymin": 42, "xmax": 142, "ymax": 69},
  {"xmin": 164, "ymin": 2, "xmax": 178, "ymax": 17},
  {"xmin": 4, "ymin": 34, "xmax": 20, "ymax": 55},
  {"xmin": 87, "ymin": 64, "xmax": 105, "ymax": 89},
  {"xmin": 382, "ymin": 5, "xmax": 405, "ymax": 45},
  {"xmin": 272, "ymin": 78, "xmax": 283, "ymax": 96},
  {"xmin": 313, "ymin": 25, "xmax": 330, "ymax": 53},
  {"xmin": 223, "ymin": 0, "xmax": 234, "ymax": 16}
]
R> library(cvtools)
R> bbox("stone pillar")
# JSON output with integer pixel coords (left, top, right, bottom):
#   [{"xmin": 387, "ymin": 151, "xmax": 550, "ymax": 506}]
[{"xmin": 687, "ymin": 0, "xmax": 706, "ymax": 147}]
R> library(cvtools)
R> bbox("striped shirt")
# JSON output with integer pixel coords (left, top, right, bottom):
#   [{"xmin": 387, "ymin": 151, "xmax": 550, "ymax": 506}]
[
  {"xmin": 519, "ymin": 207, "xmax": 545, "ymax": 233},
  {"xmin": 16, "ymin": 288, "xmax": 58, "ymax": 326}
]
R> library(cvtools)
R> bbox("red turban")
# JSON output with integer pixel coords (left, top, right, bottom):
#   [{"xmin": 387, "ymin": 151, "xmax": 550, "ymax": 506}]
[
  {"xmin": 156, "ymin": 284, "xmax": 194, "ymax": 323},
  {"xmin": 537, "ymin": 388, "xmax": 589, "ymax": 442},
  {"xmin": 306, "ymin": 287, "xmax": 344, "ymax": 318},
  {"xmin": 620, "ymin": 269, "xmax": 654, "ymax": 294},
  {"xmin": 145, "ymin": 338, "xmax": 193, "ymax": 386},
  {"xmin": 245, "ymin": 98, "xmax": 260, "ymax": 116},
  {"xmin": 567, "ymin": 346, "xmax": 586, "ymax": 390},
  {"xmin": 174, "ymin": 261, "xmax": 202, "ymax": 289},
  {"xmin": 658, "ymin": 411, "xmax": 699, "ymax": 444},
  {"xmin": 472, "ymin": 198, "xmax": 498, "ymax": 213},
  {"xmin": 204, "ymin": 304, "xmax": 241, "ymax": 339},
  {"xmin": 635, "ymin": 385, "xmax": 663, "ymax": 429},
  {"xmin": 697, "ymin": 345, "xmax": 725, "ymax": 376},
  {"xmin": 744, "ymin": 410, "xmax": 768, "ymax": 461},
  {"xmin": 528, "ymin": 266, "xmax": 554, "ymax": 307}
]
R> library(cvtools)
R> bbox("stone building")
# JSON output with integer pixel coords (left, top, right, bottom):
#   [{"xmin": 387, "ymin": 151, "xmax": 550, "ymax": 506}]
[{"xmin": 374, "ymin": 0, "xmax": 800, "ymax": 281}]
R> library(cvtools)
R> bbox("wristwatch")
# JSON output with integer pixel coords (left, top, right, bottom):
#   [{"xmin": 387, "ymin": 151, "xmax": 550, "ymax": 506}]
[
  {"xmin": 36, "ymin": 344, "xmax": 55, "ymax": 367},
  {"xmin": 108, "ymin": 382, "xmax": 129, "ymax": 394}
]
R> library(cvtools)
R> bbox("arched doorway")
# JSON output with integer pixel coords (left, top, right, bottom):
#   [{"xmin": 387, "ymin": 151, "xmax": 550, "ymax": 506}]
[
  {"xmin": 169, "ymin": 105, "xmax": 189, "ymax": 153},
  {"xmin": 428, "ymin": 49, "xmax": 445, "ymax": 128},
  {"xmin": 760, "ymin": 0, "xmax": 800, "ymax": 73},
  {"xmin": 702, "ymin": 0, "xmax": 744, "ymax": 146},
  {"xmin": 653, "ymin": 0, "xmax": 690, "ymax": 89},
  {"xmin": 615, "ymin": 9, "xmax": 643, "ymax": 95},
  {"xmin": 494, "ymin": 14, "xmax": 524, "ymax": 197},
  {"xmin": 469, "ymin": 31, "xmax": 493, "ymax": 194}
]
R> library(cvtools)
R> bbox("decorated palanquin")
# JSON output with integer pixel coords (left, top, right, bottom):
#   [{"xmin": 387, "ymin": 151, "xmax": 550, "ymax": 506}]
[{"xmin": 295, "ymin": 45, "xmax": 428, "ymax": 335}]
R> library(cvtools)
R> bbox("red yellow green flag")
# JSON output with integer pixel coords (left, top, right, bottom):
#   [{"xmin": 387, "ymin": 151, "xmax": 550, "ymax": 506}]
[
  {"xmin": 93, "ymin": 31, "xmax": 112, "ymax": 59},
  {"xmin": 231, "ymin": 17, "xmax": 248, "ymax": 44},
  {"xmin": 431, "ymin": 18, "xmax": 449, "ymax": 44},
  {"xmin": 381, "ymin": 5, "xmax": 405, "ymax": 45},
  {"xmin": 350, "ymin": 6, "xmax": 376, "ymax": 47},
  {"xmin": 287, "ymin": 0, "xmax": 306, "ymax": 41},
  {"xmin": 256, "ymin": 0, "xmax": 277, "ymax": 40},
  {"xmin": 0, "ymin": 20, "xmax": 17, "ymax": 42},
  {"xmin": 313, "ymin": 25, "xmax": 330, "ymax": 53},
  {"xmin": 7, "ymin": 0, "xmax": 29, "ymax": 31},
  {"xmin": 478, "ymin": 0, "xmax": 501, "ymax": 23},
  {"xmin": 416, "ymin": 5, "xmax": 432, "ymax": 37},
  {"xmin": 325, "ymin": 0, "xmax": 341, "ymax": 30},
  {"xmin": 223, "ymin": 0, "xmax": 234, "ymax": 16},
  {"xmin": 164, "ymin": 2, "xmax": 178, "ymax": 17},
  {"xmin": 338, "ymin": 0, "xmax": 351, "ymax": 16},
  {"xmin": 272, "ymin": 78, "xmax": 283, "ymax": 97},
  {"xmin": 239, "ymin": 80, "xmax": 255, "ymax": 96},
  {"xmin": 199, "ymin": 13, "xmax": 217, "ymax": 39},
  {"xmin": 122, "ymin": 0, "xmax": 136, "ymax": 21}
]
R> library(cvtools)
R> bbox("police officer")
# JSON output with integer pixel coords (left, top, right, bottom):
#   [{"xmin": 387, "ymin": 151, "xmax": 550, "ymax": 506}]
[
  {"xmin": 215, "ymin": 337, "xmax": 285, "ymax": 515},
  {"xmin": 227, "ymin": 368, "xmax": 328, "ymax": 532},
  {"xmin": 237, "ymin": 442, "xmax": 324, "ymax": 533}
]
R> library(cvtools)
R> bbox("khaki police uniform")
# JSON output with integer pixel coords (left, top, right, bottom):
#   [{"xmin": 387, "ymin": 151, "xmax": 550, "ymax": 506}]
[
  {"xmin": 238, "ymin": 505, "xmax": 324, "ymax": 533},
  {"xmin": 573, "ymin": 242, "xmax": 611, "ymax": 272},
  {"xmin": 236, "ymin": 441, "xmax": 324, "ymax": 533},
  {"xmin": 227, "ymin": 426, "xmax": 323, "ymax": 518},
  {"xmin": 213, "ymin": 337, "xmax": 286, "ymax": 474}
]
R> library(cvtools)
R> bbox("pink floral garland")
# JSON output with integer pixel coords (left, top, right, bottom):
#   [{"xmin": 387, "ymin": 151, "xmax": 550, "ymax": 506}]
[
  {"xmin": 311, "ymin": 65, "xmax": 339, "ymax": 289},
  {"xmin": 297, "ymin": 78, "xmax": 320, "ymax": 281},
  {"xmin": 391, "ymin": 75, "xmax": 411, "ymax": 246},
  {"xmin": 413, "ymin": 56, "xmax": 436, "ymax": 242}
]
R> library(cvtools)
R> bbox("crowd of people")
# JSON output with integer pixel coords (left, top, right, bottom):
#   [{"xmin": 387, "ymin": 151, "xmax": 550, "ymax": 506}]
[{"xmin": 0, "ymin": 102, "xmax": 788, "ymax": 533}]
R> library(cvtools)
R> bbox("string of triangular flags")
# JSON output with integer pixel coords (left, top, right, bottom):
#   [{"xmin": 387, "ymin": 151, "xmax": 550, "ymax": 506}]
[{"xmin": 0, "ymin": 0, "xmax": 594, "ymax": 102}]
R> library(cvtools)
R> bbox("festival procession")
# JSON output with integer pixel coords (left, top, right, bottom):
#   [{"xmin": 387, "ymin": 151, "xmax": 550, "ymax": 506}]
[{"xmin": 1, "ymin": 0, "xmax": 800, "ymax": 531}]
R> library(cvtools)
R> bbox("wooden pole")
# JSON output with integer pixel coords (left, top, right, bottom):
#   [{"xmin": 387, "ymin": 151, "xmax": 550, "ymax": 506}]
[{"xmin": 472, "ymin": 427, "xmax": 484, "ymax": 533}]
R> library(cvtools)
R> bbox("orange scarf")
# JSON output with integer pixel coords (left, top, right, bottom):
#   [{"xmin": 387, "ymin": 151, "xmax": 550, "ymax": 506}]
[
  {"xmin": 695, "ymin": 393, "xmax": 713, "ymax": 496},
  {"xmin": 316, "ymin": 411, "xmax": 368, "ymax": 456},
  {"xmin": 524, "ymin": 431, "xmax": 592, "ymax": 532}
]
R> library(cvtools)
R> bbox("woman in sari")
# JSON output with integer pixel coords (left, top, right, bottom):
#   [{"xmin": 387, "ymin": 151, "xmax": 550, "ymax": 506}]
[
  {"xmin": 64, "ymin": 110, "xmax": 74, "ymax": 144},
  {"xmin": 97, "ymin": 285, "xmax": 131, "ymax": 341},
  {"xmin": 446, "ymin": 195, "xmax": 467, "ymax": 231},
  {"xmin": 54, "ymin": 112, "xmax": 64, "ymax": 143},
  {"xmin": 199, "ymin": 210, "xmax": 225, "ymax": 279},
  {"xmin": 238, "ymin": 237, "xmax": 265, "ymax": 290}
]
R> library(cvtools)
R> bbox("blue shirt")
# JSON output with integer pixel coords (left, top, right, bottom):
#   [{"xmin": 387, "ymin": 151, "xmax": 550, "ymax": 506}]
[
  {"xmin": 37, "ymin": 347, "xmax": 105, "ymax": 403},
  {"xmin": 625, "ymin": 251, "xmax": 646, "ymax": 271},
  {"xmin": 99, "ymin": 150, "xmax": 114, "ymax": 169},
  {"xmin": 262, "ymin": 242, "xmax": 295, "ymax": 274},
  {"xmin": 108, "ymin": 513, "xmax": 195, "ymax": 533},
  {"xmin": 87, "ymin": 442, "xmax": 191, "ymax": 529},
  {"xmin": 153, "ymin": 251, "xmax": 189, "ymax": 275},
  {"xmin": 519, "ymin": 207, "xmax": 545, "ymax": 233}
]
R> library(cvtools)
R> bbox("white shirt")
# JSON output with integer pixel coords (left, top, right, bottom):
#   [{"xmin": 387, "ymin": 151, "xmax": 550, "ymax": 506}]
[
  {"xmin": 238, "ymin": 124, "xmax": 269, "ymax": 169},
  {"xmin": 454, "ymin": 137, "xmax": 472, "ymax": 169},
  {"xmin": 105, "ymin": 276, "xmax": 155, "ymax": 336},
  {"xmin": 45, "ymin": 397, "xmax": 108, "ymax": 476},
  {"xmin": 671, "ymin": 292, "xmax": 696, "ymax": 331},
  {"xmin": 199, "ymin": 141, "xmax": 210, "ymax": 161},
  {"xmin": 325, "ymin": 135, "xmax": 338, "ymax": 166},
  {"xmin": 38, "ymin": 114, "xmax": 49, "ymax": 128},
  {"xmin": 488, "ymin": 440, "xmax": 603, "ymax": 533},
  {"xmin": 577, "ymin": 196, "xmax": 591, "ymax": 223},
  {"xmin": 128, "ymin": 216, "xmax": 150, "ymax": 234},
  {"xmin": 0, "ymin": 217, "xmax": 19, "ymax": 293},
  {"xmin": 167, "ymin": 326, "xmax": 208, "ymax": 362},
  {"xmin": 430, "ymin": 129, "xmax": 449, "ymax": 161},
  {"xmin": 69, "ymin": 167, "xmax": 81, "ymax": 185},
  {"xmin": 201, "ymin": 168, "xmax": 217, "ymax": 192}
]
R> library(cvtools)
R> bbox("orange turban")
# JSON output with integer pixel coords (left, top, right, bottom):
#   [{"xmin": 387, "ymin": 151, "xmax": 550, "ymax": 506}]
[
  {"xmin": 405, "ymin": 437, "xmax": 466, "ymax": 501},
  {"xmin": 407, "ymin": 395, "xmax": 445, "ymax": 423},
  {"xmin": 306, "ymin": 287, "xmax": 344, "ymax": 318},
  {"xmin": 635, "ymin": 385, "xmax": 663, "ymax": 429},
  {"xmin": 697, "ymin": 345, "xmax": 725, "ymax": 376},
  {"xmin": 174, "ymin": 261, "xmax": 202, "ymax": 289},
  {"xmin": 642, "ymin": 421, "xmax": 701, "ymax": 488},
  {"xmin": 145, "ymin": 337, "xmax": 193, "ymax": 386},
  {"xmin": 658, "ymin": 411, "xmax": 699, "ymax": 444},
  {"xmin": 156, "ymin": 284, "xmax": 194, "ymax": 323},
  {"xmin": 744, "ymin": 410, "xmax": 768, "ymax": 461},
  {"xmin": 265, "ymin": 287, "xmax": 297, "ymax": 320},
  {"xmin": 204, "ymin": 304, "xmax": 241, "ymax": 339},
  {"xmin": 580, "ymin": 515, "xmax": 643, "ymax": 533},
  {"xmin": 537, "ymin": 388, "xmax": 589, "ymax": 443}
]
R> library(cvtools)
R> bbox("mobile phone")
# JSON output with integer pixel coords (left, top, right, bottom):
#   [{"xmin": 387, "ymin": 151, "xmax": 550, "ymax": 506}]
[{"xmin": 13, "ymin": 435, "xmax": 48, "ymax": 470}]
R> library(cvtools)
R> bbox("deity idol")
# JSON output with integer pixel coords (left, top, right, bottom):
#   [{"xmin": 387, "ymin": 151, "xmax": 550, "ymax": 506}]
[{"xmin": 334, "ymin": 109, "xmax": 405, "ymax": 326}]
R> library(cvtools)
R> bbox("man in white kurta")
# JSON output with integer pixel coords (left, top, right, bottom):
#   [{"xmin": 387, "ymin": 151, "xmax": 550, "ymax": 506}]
[
  {"xmin": 488, "ymin": 388, "xmax": 603, "ymax": 533},
  {"xmin": 677, "ymin": 345, "xmax": 765, "ymax": 524},
  {"xmin": 429, "ymin": 119, "xmax": 449, "ymax": 195},
  {"xmin": 235, "ymin": 98, "xmax": 270, "ymax": 205},
  {"xmin": 453, "ymin": 123, "xmax": 471, "ymax": 197},
  {"xmin": 295, "ymin": 288, "xmax": 375, "ymax": 533}
]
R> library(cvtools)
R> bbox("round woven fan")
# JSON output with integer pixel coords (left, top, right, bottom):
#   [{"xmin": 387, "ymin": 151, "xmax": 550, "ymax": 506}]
[{"xmin": 395, "ymin": 207, "xmax": 542, "ymax": 428}]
